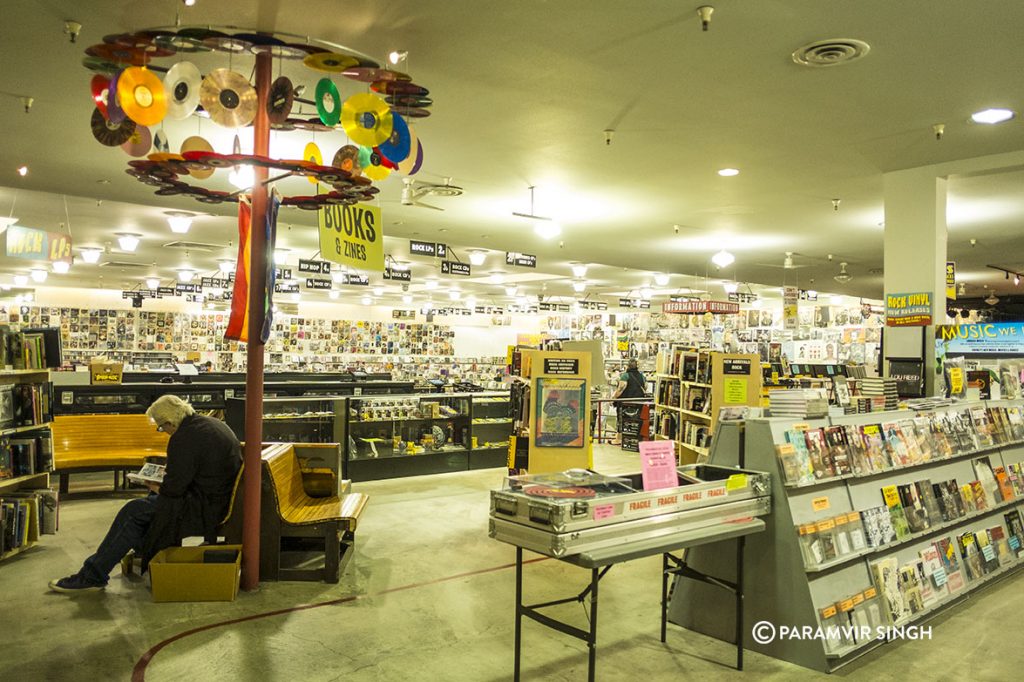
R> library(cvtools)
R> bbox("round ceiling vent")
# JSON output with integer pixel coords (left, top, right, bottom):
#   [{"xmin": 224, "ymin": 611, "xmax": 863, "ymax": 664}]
[{"xmin": 792, "ymin": 39, "xmax": 870, "ymax": 67}]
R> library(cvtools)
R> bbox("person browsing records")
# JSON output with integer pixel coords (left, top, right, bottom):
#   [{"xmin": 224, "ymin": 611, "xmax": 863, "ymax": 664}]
[
  {"xmin": 49, "ymin": 395, "xmax": 241, "ymax": 594},
  {"xmin": 611, "ymin": 359, "xmax": 647, "ymax": 442}
]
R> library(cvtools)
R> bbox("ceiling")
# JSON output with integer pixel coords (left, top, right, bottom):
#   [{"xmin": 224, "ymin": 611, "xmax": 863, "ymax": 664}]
[{"xmin": 1, "ymin": 0, "xmax": 1023, "ymax": 310}]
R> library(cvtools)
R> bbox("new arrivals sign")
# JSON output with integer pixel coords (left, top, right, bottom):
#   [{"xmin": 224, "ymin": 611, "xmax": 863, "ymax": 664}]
[{"xmin": 885, "ymin": 291, "xmax": 932, "ymax": 327}]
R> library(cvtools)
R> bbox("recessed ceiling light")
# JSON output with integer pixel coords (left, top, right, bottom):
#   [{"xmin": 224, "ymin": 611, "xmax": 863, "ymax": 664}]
[
  {"xmin": 52, "ymin": 261, "xmax": 70, "ymax": 274},
  {"xmin": 79, "ymin": 247, "xmax": 102, "ymax": 263},
  {"xmin": 971, "ymin": 108, "xmax": 1015, "ymax": 124},
  {"xmin": 16, "ymin": 166, "xmax": 28, "ymax": 177},
  {"xmin": 116, "ymin": 233, "xmax": 141, "ymax": 252},
  {"xmin": 717, "ymin": 168, "xmax": 740, "ymax": 177}
]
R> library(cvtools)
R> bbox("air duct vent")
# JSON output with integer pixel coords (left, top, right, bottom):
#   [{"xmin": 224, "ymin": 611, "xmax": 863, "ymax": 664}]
[
  {"xmin": 99, "ymin": 260, "xmax": 149, "ymax": 269},
  {"xmin": 792, "ymin": 39, "xmax": 870, "ymax": 67},
  {"xmin": 163, "ymin": 241, "xmax": 227, "ymax": 252}
]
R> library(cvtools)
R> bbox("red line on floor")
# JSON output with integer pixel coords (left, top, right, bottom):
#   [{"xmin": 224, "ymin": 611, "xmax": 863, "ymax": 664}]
[{"xmin": 131, "ymin": 556, "xmax": 548, "ymax": 681}]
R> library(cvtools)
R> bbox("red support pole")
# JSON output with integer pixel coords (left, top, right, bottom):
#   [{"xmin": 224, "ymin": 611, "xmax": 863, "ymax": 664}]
[{"xmin": 241, "ymin": 49, "xmax": 272, "ymax": 591}]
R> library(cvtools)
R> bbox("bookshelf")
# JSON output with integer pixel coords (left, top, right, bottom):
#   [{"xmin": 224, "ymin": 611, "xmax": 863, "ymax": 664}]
[
  {"xmin": 0, "ymin": 369, "xmax": 56, "ymax": 562},
  {"xmin": 667, "ymin": 399, "xmax": 1024, "ymax": 672},
  {"xmin": 653, "ymin": 345, "xmax": 761, "ymax": 464}
]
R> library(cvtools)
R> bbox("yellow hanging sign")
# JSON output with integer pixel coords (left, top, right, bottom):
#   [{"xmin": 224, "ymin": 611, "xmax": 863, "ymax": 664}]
[{"xmin": 318, "ymin": 203, "xmax": 384, "ymax": 272}]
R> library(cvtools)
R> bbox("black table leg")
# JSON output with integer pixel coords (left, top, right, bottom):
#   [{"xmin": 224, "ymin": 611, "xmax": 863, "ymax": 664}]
[
  {"xmin": 660, "ymin": 553, "xmax": 669, "ymax": 643},
  {"xmin": 736, "ymin": 536, "xmax": 745, "ymax": 671},
  {"xmin": 514, "ymin": 546, "xmax": 523, "ymax": 682},
  {"xmin": 588, "ymin": 566, "xmax": 599, "ymax": 682}
]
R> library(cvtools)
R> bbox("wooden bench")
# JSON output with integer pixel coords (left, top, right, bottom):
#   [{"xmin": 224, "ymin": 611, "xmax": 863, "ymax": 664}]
[
  {"xmin": 52, "ymin": 414, "xmax": 169, "ymax": 494},
  {"xmin": 247, "ymin": 444, "xmax": 368, "ymax": 581}
]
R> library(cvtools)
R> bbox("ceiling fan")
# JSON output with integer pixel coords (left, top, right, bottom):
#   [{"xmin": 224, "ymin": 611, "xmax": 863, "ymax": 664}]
[
  {"xmin": 754, "ymin": 251, "xmax": 812, "ymax": 269},
  {"xmin": 401, "ymin": 177, "xmax": 464, "ymax": 211}
]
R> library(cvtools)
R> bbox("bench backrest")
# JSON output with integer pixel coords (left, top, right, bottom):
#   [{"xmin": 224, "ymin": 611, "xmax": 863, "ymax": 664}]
[
  {"xmin": 52, "ymin": 414, "xmax": 169, "ymax": 456},
  {"xmin": 262, "ymin": 443, "xmax": 308, "ymax": 511}
]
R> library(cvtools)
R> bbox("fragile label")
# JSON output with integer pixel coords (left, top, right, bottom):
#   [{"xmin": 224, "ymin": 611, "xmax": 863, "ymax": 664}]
[
  {"xmin": 593, "ymin": 504, "xmax": 615, "ymax": 520},
  {"xmin": 812, "ymin": 496, "xmax": 831, "ymax": 512}
]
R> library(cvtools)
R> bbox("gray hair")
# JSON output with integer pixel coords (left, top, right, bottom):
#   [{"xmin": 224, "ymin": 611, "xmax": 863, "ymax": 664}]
[{"xmin": 147, "ymin": 395, "xmax": 195, "ymax": 428}]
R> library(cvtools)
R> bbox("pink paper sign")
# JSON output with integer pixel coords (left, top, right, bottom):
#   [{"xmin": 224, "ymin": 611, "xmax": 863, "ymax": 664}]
[
  {"xmin": 593, "ymin": 504, "xmax": 615, "ymax": 520},
  {"xmin": 639, "ymin": 440, "xmax": 678, "ymax": 491}
]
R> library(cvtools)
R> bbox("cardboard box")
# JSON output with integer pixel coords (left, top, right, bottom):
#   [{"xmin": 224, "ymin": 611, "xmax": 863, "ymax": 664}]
[
  {"xmin": 89, "ymin": 360, "xmax": 123, "ymax": 385},
  {"xmin": 149, "ymin": 545, "xmax": 242, "ymax": 602}
]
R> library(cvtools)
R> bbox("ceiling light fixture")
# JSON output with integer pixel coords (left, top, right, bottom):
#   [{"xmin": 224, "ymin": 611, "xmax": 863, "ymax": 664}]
[
  {"xmin": 717, "ymin": 168, "xmax": 739, "ymax": 177},
  {"xmin": 572, "ymin": 280, "xmax": 587, "ymax": 293},
  {"xmin": 30, "ymin": 268, "xmax": 47, "ymax": 283},
  {"xmin": 388, "ymin": 50, "xmax": 408, "ymax": 65},
  {"xmin": 654, "ymin": 273, "xmax": 670, "ymax": 286},
  {"xmin": 468, "ymin": 249, "xmax": 487, "ymax": 266},
  {"xmin": 985, "ymin": 292, "xmax": 1000, "ymax": 306},
  {"xmin": 51, "ymin": 260, "xmax": 71, "ymax": 274},
  {"xmin": 331, "ymin": 269, "xmax": 346, "ymax": 283},
  {"xmin": 329, "ymin": 290, "xmax": 340, "ymax": 300},
  {"xmin": 372, "ymin": 286, "xmax": 385, "ymax": 297},
  {"xmin": 16, "ymin": 166, "xmax": 28, "ymax": 177},
  {"xmin": 723, "ymin": 281, "xmax": 739, "ymax": 294},
  {"xmin": 177, "ymin": 269, "xmax": 196, "ymax": 282},
  {"xmin": 13, "ymin": 274, "xmax": 28, "ymax": 287},
  {"xmin": 146, "ymin": 277, "xmax": 160, "ymax": 289},
  {"xmin": 218, "ymin": 258, "xmax": 235, "ymax": 274},
  {"xmin": 116, "ymin": 233, "xmax": 141, "ymax": 252},
  {"xmin": 834, "ymin": 262, "xmax": 852, "ymax": 283},
  {"xmin": 274, "ymin": 248, "xmax": 290, "ymax": 265},
  {"xmin": 640, "ymin": 286, "xmax": 653, "ymax": 300},
  {"xmin": 0, "ymin": 216, "xmax": 18, "ymax": 233},
  {"xmin": 971, "ymin": 108, "xmax": 1015, "ymax": 124},
  {"xmin": 79, "ymin": 247, "xmax": 102, "ymax": 263},
  {"xmin": 488, "ymin": 272, "xmax": 505, "ymax": 284},
  {"xmin": 228, "ymin": 164, "xmax": 255, "ymax": 190},
  {"xmin": 571, "ymin": 263, "xmax": 587, "ymax": 278},
  {"xmin": 402, "ymin": 293, "xmax": 413, "ymax": 304},
  {"xmin": 361, "ymin": 295, "xmax": 372, "ymax": 305},
  {"xmin": 512, "ymin": 185, "xmax": 561, "ymax": 239},
  {"xmin": 505, "ymin": 284, "xmax": 518, "ymax": 297},
  {"xmin": 711, "ymin": 249, "xmax": 735, "ymax": 268},
  {"xmin": 831, "ymin": 294, "xmax": 843, "ymax": 305},
  {"xmin": 424, "ymin": 278, "xmax": 439, "ymax": 290},
  {"xmin": 166, "ymin": 212, "xmax": 193, "ymax": 234},
  {"xmin": 448, "ymin": 289, "xmax": 460, "ymax": 301}
]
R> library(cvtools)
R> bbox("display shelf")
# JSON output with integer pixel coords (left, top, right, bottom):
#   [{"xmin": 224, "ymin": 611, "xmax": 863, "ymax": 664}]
[
  {"xmin": 354, "ymin": 415, "xmax": 468, "ymax": 424},
  {"xmin": 679, "ymin": 409, "xmax": 710, "ymax": 420},
  {"xmin": 0, "ymin": 471, "xmax": 49, "ymax": 494},
  {"xmin": 669, "ymin": 400, "xmax": 1024, "ymax": 673}
]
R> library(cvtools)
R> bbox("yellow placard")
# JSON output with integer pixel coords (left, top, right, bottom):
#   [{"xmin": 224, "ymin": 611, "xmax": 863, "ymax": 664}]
[
  {"xmin": 725, "ymin": 474, "xmax": 747, "ymax": 491},
  {"xmin": 820, "ymin": 605, "xmax": 837, "ymax": 619},
  {"xmin": 723, "ymin": 376, "xmax": 747, "ymax": 404},
  {"xmin": 811, "ymin": 496, "xmax": 830, "ymax": 512},
  {"xmin": 318, "ymin": 202, "xmax": 384, "ymax": 271},
  {"xmin": 838, "ymin": 598, "xmax": 854, "ymax": 612},
  {"xmin": 949, "ymin": 366, "xmax": 964, "ymax": 394},
  {"xmin": 863, "ymin": 587, "xmax": 878, "ymax": 600},
  {"xmin": 946, "ymin": 261, "xmax": 956, "ymax": 300}
]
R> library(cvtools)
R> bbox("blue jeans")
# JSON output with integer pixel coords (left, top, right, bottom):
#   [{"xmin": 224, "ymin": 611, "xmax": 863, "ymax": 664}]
[{"xmin": 80, "ymin": 494, "xmax": 157, "ymax": 585}]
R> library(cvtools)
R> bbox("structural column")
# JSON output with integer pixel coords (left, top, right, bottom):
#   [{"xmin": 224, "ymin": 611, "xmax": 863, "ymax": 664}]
[
  {"xmin": 241, "ymin": 49, "xmax": 272, "ymax": 591},
  {"xmin": 882, "ymin": 165, "xmax": 947, "ymax": 396}
]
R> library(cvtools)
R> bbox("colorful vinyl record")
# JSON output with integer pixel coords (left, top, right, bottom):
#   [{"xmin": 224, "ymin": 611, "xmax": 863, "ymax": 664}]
[
  {"xmin": 233, "ymin": 33, "xmax": 285, "ymax": 51},
  {"xmin": 91, "ymin": 106, "xmax": 136, "ymax": 146},
  {"xmin": 332, "ymin": 145, "xmax": 362, "ymax": 176},
  {"xmin": 204, "ymin": 33, "xmax": 251, "ymax": 53},
  {"xmin": 82, "ymin": 56, "xmax": 122, "ymax": 75},
  {"xmin": 164, "ymin": 61, "xmax": 202, "ymax": 120},
  {"xmin": 340, "ymin": 93, "xmax": 393, "ymax": 147},
  {"xmin": 376, "ymin": 112, "xmax": 411, "ymax": 163},
  {"xmin": 523, "ymin": 486, "xmax": 596, "ymax": 499},
  {"xmin": 154, "ymin": 31, "xmax": 210, "ymax": 54},
  {"xmin": 304, "ymin": 51, "xmax": 359, "ymax": 73},
  {"xmin": 315, "ymin": 77, "xmax": 342, "ymax": 127},
  {"xmin": 90, "ymin": 74, "xmax": 111, "ymax": 118},
  {"xmin": 410, "ymin": 139, "xmax": 424, "ymax": 175},
  {"xmin": 396, "ymin": 128, "xmax": 420, "ymax": 175},
  {"xmin": 386, "ymin": 94, "xmax": 433, "ymax": 109},
  {"xmin": 283, "ymin": 43, "xmax": 326, "ymax": 57},
  {"xmin": 304, "ymin": 142, "xmax": 323, "ymax": 185},
  {"xmin": 292, "ymin": 117, "xmax": 334, "ymax": 133},
  {"xmin": 180, "ymin": 136, "xmax": 215, "ymax": 179},
  {"xmin": 391, "ymin": 106, "xmax": 431, "ymax": 119},
  {"xmin": 84, "ymin": 43, "xmax": 151, "ymax": 66},
  {"xmin": 117, "ymin": 66, "xmax": 168, "ymax": 126},
  {"xmin": 106, "ymin": 70, "xmax": 126, "ymax": 123},
  {"xmin": 341, "ymin": 67, "xmax": 411, "ymax": 84},
  {"xmin": 267, "ymin": 76, "xmax": 294, "ymax": 124},
  {"xmin": 121, "ymin": 125, "xmax": 152, "ymax": 157},
  {"xmin": 199, "ymin": 69, "xmax": 257, "ymax": 128},
  {"xmin": 357, "ymin": 145, "xmax": 374, "ymax": 170},
  {"xmin": 362, "ymin": 162, "xmax": 390, "ymax": 181},
  {"xmin": 371, "ymin": 80, "xmax": 429, "ymax": 97}
]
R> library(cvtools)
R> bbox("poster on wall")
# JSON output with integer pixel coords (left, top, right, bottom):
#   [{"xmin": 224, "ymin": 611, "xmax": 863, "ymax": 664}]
[
  {"xmin": 783, "ymin": 286, "xmax": 798, "ymax": 330},
  {"xmin": 535, "ymin": 378, "xmax": 586, "ymax": 448},
  {"xmin": 935, "ymin": 322, "xmax": 1024, "ymax": 355}
]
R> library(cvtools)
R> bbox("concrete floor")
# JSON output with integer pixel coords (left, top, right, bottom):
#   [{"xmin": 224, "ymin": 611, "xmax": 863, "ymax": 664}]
[{"xmin": 2, "ymin": 444, "xmax": 1023, "ymax": 681}]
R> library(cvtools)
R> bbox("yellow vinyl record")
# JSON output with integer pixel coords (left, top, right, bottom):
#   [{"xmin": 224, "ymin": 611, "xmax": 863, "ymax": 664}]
[
  {"xmin": 304, "ymin": 51, "xmax": 359, "ymax": 73},
  {"xmin": 304, "ymin": 142, "xmax": 323, "ymax": 185},
  {"xmin": 117, "ymin": 66, "xmax": 168, "ymax": 126},
  {"xmin": 340, "ymin": 93, "xmax": 393, "ymax": 147},
  {"xmin": 180, "ymin": 135, "xmax": 215, "ymax": 179},
  {"xmin": 363, "ymin": 162, "xmax": 390, "ymax": 181}
]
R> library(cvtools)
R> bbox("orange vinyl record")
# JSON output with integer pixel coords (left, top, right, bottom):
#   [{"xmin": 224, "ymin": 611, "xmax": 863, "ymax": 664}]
[
  {"xmin": 117, "ymin": 66, "xmax": 168, "ymax": 126},
  {"xmin": 333, "ymin": 145, "xmax": 363, "ymax": 176}
]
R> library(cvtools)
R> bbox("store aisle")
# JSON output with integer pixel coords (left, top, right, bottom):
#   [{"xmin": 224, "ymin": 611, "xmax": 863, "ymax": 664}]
[{"xmin": 1, "ymin": 445, "xmax": 1022, "ymax": 681}]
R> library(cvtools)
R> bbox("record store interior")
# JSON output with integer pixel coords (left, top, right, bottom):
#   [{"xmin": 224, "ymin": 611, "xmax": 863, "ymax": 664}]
[{"xmin": 4, "ymin": 1, "xmax": 1024, "ymax": 680}]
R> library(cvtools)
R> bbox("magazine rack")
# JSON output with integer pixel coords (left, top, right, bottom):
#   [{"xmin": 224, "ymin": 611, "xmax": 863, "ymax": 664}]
[{"xmin": 667, "ymin": 399, "xmax": 1024, "ymax": 672}]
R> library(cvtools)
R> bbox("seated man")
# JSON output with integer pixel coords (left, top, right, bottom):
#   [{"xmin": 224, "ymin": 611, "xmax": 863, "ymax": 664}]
[{"xmin": 50, "ymin": 395, "xmax": 241, "ymax": 594}]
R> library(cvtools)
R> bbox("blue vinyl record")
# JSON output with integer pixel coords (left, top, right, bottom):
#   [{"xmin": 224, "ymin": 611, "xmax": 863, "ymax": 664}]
[{"xmin": 377, "ymin": 111, "xmax": 411, "ymax": 163}]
